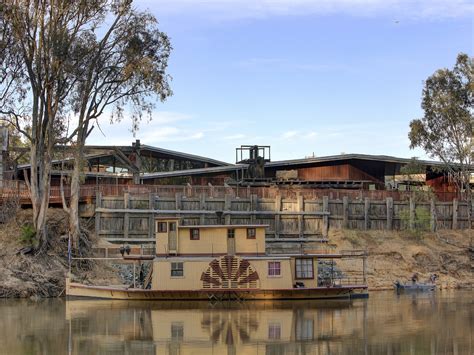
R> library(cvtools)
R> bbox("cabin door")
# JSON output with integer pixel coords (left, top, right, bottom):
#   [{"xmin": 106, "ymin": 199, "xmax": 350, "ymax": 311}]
[
  {"xmin": 168, "ymin": 222, "xmax": 177, "ymax": 253},
  {"xmin": 227, "ymin": 229, "xmax": 235, "ymax": 255}
]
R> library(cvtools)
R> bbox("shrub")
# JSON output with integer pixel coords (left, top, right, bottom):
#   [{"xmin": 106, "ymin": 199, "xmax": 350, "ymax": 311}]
[
  {"xmin": 400, "ymin": 206, "xmax": 430, "ymax": 239},
  {"xmin": 20, "ymin": 224, "xmax": 38, "ymax": 247}
]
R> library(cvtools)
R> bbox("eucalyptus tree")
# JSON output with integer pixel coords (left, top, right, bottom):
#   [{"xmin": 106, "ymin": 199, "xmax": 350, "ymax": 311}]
[
  {"xmin": 0, "ymin": 0, "xmax": 172, "ymax": 250},
  {"xmin": 0, "ymin": 0, "xmax": 93, "ymax": 249},
  {"xmin": 409, "ymin": 53, "xmax": 473, "ymax": 221},
  {"xmin": 64, "ymin": 0, "xmax": 172, "ymax": 248}
]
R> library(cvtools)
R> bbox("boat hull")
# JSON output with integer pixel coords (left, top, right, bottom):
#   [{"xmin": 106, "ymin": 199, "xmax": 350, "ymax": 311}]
[
  {"xmin": 66, "ymin": 280, "xmax": 368, "ymax": 301},
  {"xmin": 394, "ymin": 283, "xmax": 436, "ymax": 293}
]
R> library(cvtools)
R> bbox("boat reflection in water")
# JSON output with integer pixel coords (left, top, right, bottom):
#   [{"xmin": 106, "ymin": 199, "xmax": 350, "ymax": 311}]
[
  {"xmin": 62, "ymin": 291, "xmax": 473, "ymax": 355},
  {"xmin": 65, "ymin": 299, "xmax": 365, "ymax": 354},
  {"xmin": 1, "ymin": 291, "xmax": 472, "ymax": 354}
]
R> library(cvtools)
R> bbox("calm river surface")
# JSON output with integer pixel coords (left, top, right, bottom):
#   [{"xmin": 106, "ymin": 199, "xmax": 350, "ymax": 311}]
[{"xmin": 0, "ymin": 290, "xmax": 472, "ymax": 355}]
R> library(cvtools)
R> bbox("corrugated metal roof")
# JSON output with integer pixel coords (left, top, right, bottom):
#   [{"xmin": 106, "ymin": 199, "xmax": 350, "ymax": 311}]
[
  {"xmin": 141, "ymin": 164, "xmax": 248, "ymax": 179},
  {"xmin": 18, "ymin": 145, "xmax": 230, "ymax": 170},
  {"xmin": 139, "ymin": 144, "xmax": 229, "ymax": 166},
  {"xmin": 267, "ymin": 154, "xmax": 444, "ymax": 168},
  {"xmin": 84, "ymin": 144, "xmax": 229, "ymax": 166}
]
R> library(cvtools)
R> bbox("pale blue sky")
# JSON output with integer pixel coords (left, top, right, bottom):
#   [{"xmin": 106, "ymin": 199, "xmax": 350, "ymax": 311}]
[{"xmin": 87, "ymin": 0, "xmax": 473, "ymax": 163}]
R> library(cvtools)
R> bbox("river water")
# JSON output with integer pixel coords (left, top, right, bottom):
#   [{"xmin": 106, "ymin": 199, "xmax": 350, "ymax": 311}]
[{"xmin": 0, "ymin": 290, "xmax": 472, "ymax": 355}]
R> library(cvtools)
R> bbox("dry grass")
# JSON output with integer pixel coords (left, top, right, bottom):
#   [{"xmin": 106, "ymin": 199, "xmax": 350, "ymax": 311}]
[{"xmin": 331, "ymin": 228, "xmax": 472, "ymax": 290}]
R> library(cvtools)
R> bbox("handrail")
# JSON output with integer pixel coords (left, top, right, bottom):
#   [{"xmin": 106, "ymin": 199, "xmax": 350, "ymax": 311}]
[{"xmin": 0, "ymin": 180, "xmax": 468, "ymax": 203}]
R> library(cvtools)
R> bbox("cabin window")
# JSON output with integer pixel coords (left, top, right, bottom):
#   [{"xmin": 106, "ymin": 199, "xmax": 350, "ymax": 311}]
[
  {"xmin": 268, "ymin": 323, "xmax": 281, "ymax": 340},
  {"xmin": 295, "ymin": 258, "xmax": 313, "ymax": 279},
  {"xmin": 268, "ymin": 261, "xmax": 281, "ymax": 277},
  {"xmin": 190, "ymin": 228, "xmax": 200, "ymax": 240},
  {"xmin": 171, "ymin": 323, "xmax": 184, "ymax": 340},
  {"xmin": 158, "ymin": 222, "xmax": 167, "ymax": 233},
  {"xmin": 171, "ymin": 262, "xmax": 184, "ymax": 277},
  {"xmin": 247, "ymin": 228, "xmax": 256, "ymax": 239},
  {"xmin": 227, "ymin": 229, "xmax": 235, "ymax": 238}
]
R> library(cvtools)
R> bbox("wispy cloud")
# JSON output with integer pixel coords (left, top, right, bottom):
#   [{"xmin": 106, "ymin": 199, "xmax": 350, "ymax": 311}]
[
  {"xmin": 282, "ymin": 130, "xmax": 299, "ymax": 139},
  {"xmin": 281, "ymin": 130, "xmax": 318, "ymax": 140},
  {"xmin": 86, "ymin": 110, "xmax": 204, "ymax": 146},
  {"xmin": 139, "ymin": 0, "xmax": 473, "ymax": 20},
  {"xmin": 149, "ymin": 111, "xmax": 192, "ymax": 124}
]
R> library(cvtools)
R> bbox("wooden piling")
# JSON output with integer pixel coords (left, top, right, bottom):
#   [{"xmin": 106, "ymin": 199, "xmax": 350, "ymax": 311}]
[
  {"xmin": 342, "ymin": 196, "xmax": 349, "ymax": 229},
  {"xmin": 95, "ymin": 191, "xmax": 102, "ymax": 236},
  {"xmin": 200, "ymin": 193, "xmax": 206, "ymax": 224},
  {"xmin": 275, "ymin": 194, "xmax": 282, "ymax": 238},
  {"xmin": 298, "ymin": 193, "xmax": 304, "ymax": 237},
  {"xmin": 386, "ymin": 197, "xmax": 393, "ymax": 230},
  {"xmin": 224, "ymin": 194, "xmax": 231, "ymax": 225},
  {"xmin": 430, "ymin": 198, "xmax": 437, "ymax": 232},
  {"xmin": 364, "ymin": 198, "xmax": 370, "ymax": 230},
  {"xmin": 452, "ymin": 198, "xmax": 458, "ymax": 229},
  {"xmin": 409, "ymin": 197, "xmax": 415, "ymax": 230},
  {"xmin": 250, "ymin": 194, "xmax": 258, "ymax": 224},
  {"xmin": 323, "ymin": 196, "xmax": 329, "ymax": 237},
  {"xmin": 175, "ymin": 192, "xmax": 182, "ymax": 210}
]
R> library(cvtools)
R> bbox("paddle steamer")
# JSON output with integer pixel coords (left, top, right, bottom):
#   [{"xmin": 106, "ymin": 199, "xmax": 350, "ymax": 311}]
[{"xmin": 66, "ymin": 217, "xmax": 368, "ymax": 300}]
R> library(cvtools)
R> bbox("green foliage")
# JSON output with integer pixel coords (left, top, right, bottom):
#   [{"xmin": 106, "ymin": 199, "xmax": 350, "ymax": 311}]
[
  {"xmin": 20, "ymin": 224, "xmax": 38, "ymax": 247},
  {"xmin": 408, "ymin": 53, "xmax": 473, "ymax": 193},
  {"xmin": 400, "ymin": 157, "xmax": 426, "ymax": 176},
  {"xmin": 399, "ymin": 206, "xmax": 431, "ymax": 239}
]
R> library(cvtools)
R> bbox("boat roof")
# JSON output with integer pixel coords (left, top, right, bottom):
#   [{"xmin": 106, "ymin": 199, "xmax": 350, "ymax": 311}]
[{"xmin": 178, "ymin": 224, "xmax": 269, "ymax": 229}]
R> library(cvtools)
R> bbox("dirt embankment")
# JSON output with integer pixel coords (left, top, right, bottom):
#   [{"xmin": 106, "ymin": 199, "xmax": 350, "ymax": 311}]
[
  {"xmin": 329, "ymin": 229, "xmax": 473, "ymax": 290},
  {"xmin": 0, "ymin": 209, "xmax": 119, "ymax": 298}
]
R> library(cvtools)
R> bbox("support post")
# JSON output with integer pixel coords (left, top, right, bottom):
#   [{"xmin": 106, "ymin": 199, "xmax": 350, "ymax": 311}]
[
  {"xmin": 95, "ymin": 191, "xmax": 102, "ymax": 236},
  {"xmin": 323, "ymin": 196, "xmax": 329, "ymax": 237},
  {"xmin": 409, "ymin": 197, "xmax": 415, "ymax": 230},
  {"xmin": 124, "ymin": 192, "xmax": 130, "ymax": 209},
  {"xmin": 297, "ymin": 193, "xmax": 304, "ymax": 238},
  {"xmin": 149, "ymin": 193, "xmax": 155, "ymax": 210},
  {"xmin": 430, "ymin": 198, "xmax": 437, "ymax": 232},
  {"xmin": 175, "ymin": 192, "xmax": 182, "ymax": 210},
  {"xmin": 386, "ymin": 197, "xmax": 393, "ymax": 230},
  {"xmin": 124, "ymin": 212, "xmax": 129, "ymax": 239},
  {"xmin": 275, "ymin": 194, "xmax": 282, "ymax": 238},
  {"xmin": 452, "ymin": 198, "xmax": 458, "ymax": 230},
  {"xmin": 364, "ymin": 197, "xmax": 370, "ymax": 231},
  {"xmin": 224, "ymin": 194, "xmax": 231, "ymax": 225},
  {"xmin": 250, "ymin": 194, "xmax": 258, "ymax": 224},
  {"xmin": 148, "ymin": 214, "xmax": 154, "ymax": 238},
  {"xmin": 200, "ymin": 192, "xmax": 206, "ymax": 224},
  {"xmin": 342, "ymin": 196, "xmax": 349, "ymax": 229},
  {"xmin": 148, "ymin": 195, "xmax": 154, "ymax": 239}
]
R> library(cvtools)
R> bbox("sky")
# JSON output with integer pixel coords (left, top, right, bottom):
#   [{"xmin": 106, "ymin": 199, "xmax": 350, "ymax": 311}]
[{"xmin": 86, "ymin": 0, "xmax": 474, "ymax": 163}]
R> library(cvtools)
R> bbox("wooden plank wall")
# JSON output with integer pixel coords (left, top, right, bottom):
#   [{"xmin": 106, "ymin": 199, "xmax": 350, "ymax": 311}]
[{"xmin": 94, "ymin": 192, "xmax": 472, "ymax": 242}]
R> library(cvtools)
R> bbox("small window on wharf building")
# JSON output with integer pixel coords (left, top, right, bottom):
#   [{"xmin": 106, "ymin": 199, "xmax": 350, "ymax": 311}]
[
  {"xmin": 247, "ymin": 228, "xmax": 256, "ymax": 239},
  {"xmin": 227, "ymin": 229, "xmax": 235, "ymax": 238},
  {"xmin": 268, "ymin": 261, "xmax": 281, "ymax": 277},
  {"xmin": 171, "ymin": 262, "xmax": 184, "ymax": 277},
  {"xmin": 190, "ymin": 228, "xmax": 200, "ymax": 240},
  {"xmin": 295, "ymin": 258, "xmax": 314, "ymax": 279},
  {"xmin": 158, "ymin": 222, "xmax": 167, "ymax": 233}
]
